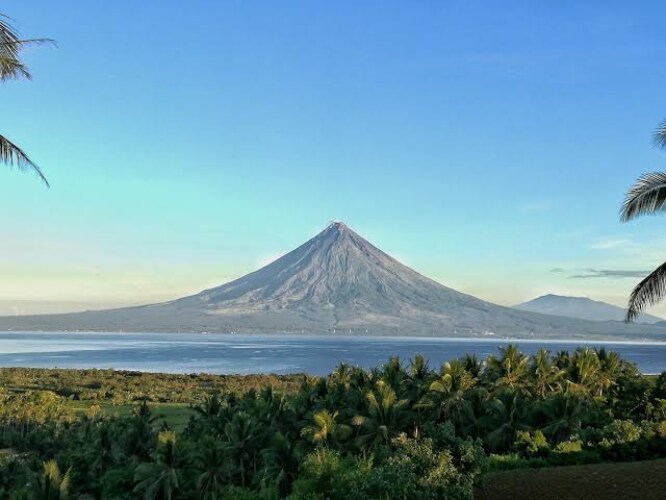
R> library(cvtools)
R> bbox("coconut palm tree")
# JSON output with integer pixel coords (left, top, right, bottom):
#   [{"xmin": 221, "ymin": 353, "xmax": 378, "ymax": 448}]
[
  {"xmin": 300, "ymin": 409, "xmax": 350, "ymax": 447},
  {"xmin": 134, "ymin": 431, "xmax": 180, "ymax": 500},
  {"xmin": 34, "ymin": 460, "xmax": 71, "ymax": 500},
  {"xmin": 0, "ymin": 14, "xmax": 51, "ymax": 185},
  {"xmin": 595, "ymin": 348, "xmax": 621, "ymax": 397},
  {"xmin": 619, "ymin": 119, "xmax": 666, "ymax": 320},
  {"xmin": 379, "ymin": 356, "xmax": 407, "ymax": 394},
  {"xmin": 419, "ymin": 359, "xmax": 476, "ymax": 433},
  {"xmin": 92, "ymin": 424, "xmax": 119, "ymax": 476},
  {"xmin": 261, "ymin": 431, "xmax": 302, "ymax": 496},
  {"xmin": 481, "ymin": 392, "xmax": 529, "ymax": 453},
  {"xmin": 222, "ymin": 412, "xmax": 262, "ymax": 487},
  {"xmin": 404, "ymin": 354, "xmax": 432, "ymax": 405},
  {"xmin": 569, "ymin": 348, "xmax": 602, "ymax": 397},
  {"xmin": 538, "ymin": 391, "xmax": 586, "ymax": 443},
  {"xmin": 330, "ymin": 363, "xmax": 351, "ymax": 387},
  {"xmin": 530, "ymin": 349, "xmax": 565, "ymax": 398},
  {"xmin": 352, "ymin": 380, "xmax": 410, "ymax": 446},
  {"xmin": 462, "ymin": 353, "xmax": 483, "ymax": 378},
  {"xmin": 126, "ymin": 401, "xmax": 158, "ymax": 462},
  {"xmin": 194, "ymin": 438, "xmax": 227, "ymax": 500},
  {"xmin": 486, "ymin": 345, "xmax": 530, "ymax": 394},
  {"xmin": 193, "ymin": 394, "xmax": 222, "ymax": 421},
  {"xmin": 409, "ymin": 354, "xmax": 431, "ymax": 382}
]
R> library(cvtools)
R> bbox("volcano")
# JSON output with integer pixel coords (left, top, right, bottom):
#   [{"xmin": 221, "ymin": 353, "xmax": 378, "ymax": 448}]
[{"xmin": 0, "ymin": 222, "xmax": 664, "ymax": 339}]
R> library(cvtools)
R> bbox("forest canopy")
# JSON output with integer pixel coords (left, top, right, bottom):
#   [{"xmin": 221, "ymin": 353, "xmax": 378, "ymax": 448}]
[{"xmin": 1, "ymin": 346, "xmax": 666, "ymax": 498}]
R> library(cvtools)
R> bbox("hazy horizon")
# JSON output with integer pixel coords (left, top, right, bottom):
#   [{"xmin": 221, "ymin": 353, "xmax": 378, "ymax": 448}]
[{"xmin": 3, "ymin": 2, "xmax": 666, "ymax": 315}]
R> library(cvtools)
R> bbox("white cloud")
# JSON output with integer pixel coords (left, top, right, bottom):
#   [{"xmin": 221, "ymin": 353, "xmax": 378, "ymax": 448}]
[{"xmin": 588, "ymin": 237, "xmax": 632, "ymax": 250}]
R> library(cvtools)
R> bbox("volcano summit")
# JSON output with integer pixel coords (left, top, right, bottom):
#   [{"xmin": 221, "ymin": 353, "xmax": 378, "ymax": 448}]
[{"xmin": 0, "ymin": 222, "xmax": 664, "ymax": 339}]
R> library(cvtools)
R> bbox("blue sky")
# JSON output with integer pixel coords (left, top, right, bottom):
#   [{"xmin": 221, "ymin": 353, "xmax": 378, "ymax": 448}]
[{"xmin": 2, "ymin": 1, "xmax": 666, "ymax": 314}]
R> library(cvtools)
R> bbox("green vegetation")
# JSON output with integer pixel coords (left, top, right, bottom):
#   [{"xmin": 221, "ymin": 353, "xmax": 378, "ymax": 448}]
[
  {"xmin": 67, "ymin": 402, "xmax": 193, "ymax": 431},
  {"xmin": 0, "ymin": 367, "xmax": 302, "ymax": 404},
  {"xmin": 0, "ymin": 346, "xmax": 665, "ymax": 498}
]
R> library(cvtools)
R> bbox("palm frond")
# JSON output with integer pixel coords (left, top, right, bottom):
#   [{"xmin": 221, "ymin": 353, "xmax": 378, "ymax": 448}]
[
  {"xmin": 0, "ymin": 134, "xmax": 49, "ymax": 186},
  {"xmin": 59, "ymin": 468, "xmax": 71, "ymax": 495},
  {"xmin": 0, "ymin": 14, "xmax": 54, "ymax": 53},
  {"xmin": 626, "ymin": 260, "xmax": 666, "ymax": 322},
  {"xmin": 0, "ymin": 14, "xmax": 54, "ymax": 81},
  {"xmin": 620, "ymin": 172, "xmax": 666, "ymax": 222},
  {"xmin": 0, "ymin": 37, "xmax": 54, "ymax": 53},
  {"xmin": 351, "ymin": 415, "xmax": 367, "ymax": 427},
  {"xmin": 0, "ymin": 55, "xmax": 30, "ymax": 80},
  {"xmin": 654, "ymin": 119, "xmax": 666, "ymax": 149}
]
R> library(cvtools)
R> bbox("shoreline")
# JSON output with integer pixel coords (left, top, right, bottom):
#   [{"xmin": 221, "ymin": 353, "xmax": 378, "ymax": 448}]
[
  {"xmin": 2, "ymin": 329, "xmax": 666, "ymax": 345},
  {"xmin": 0, "ymin": 364, "xmax": 661, "ymax": 377}
]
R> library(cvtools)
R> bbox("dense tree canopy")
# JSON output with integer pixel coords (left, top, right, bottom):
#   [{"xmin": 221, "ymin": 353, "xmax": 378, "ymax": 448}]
[{"xmin": 0, "ymin": 346, "xmax": 665, "ymax": 498}]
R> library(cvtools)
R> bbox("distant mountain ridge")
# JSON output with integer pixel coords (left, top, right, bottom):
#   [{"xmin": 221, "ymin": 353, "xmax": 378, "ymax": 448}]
[
  {"xmin": 514, "ymin": 294, "xmax": 663, "ymax": 324},
  {"xmin": 0, "ymin": 222, "xmax": 664, "ymax": 339},
  {"xmin": 0, "ymin": 300, "xmax": 139, "ymax": 316}
]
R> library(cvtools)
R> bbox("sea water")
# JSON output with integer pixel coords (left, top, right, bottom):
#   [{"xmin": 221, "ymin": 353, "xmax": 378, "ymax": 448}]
[{"xmin": 0, "ymin": 332, "xmax": 665, "ymax": 375}]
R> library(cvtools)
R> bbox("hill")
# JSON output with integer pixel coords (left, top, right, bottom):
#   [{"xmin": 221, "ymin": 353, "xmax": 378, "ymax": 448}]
[{"xmin": 514, "ymin": 294, "xmax": 663, "ymax": 324}]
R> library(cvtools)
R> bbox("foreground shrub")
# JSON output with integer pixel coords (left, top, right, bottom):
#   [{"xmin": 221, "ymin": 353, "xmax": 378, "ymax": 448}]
[
  {"xmin": 553, "ymin": 439, "xmax": 582, "ymax": 454},
  {"xmin": 515, "ymin": 430, "xmax": 550, "ymax": 458}
]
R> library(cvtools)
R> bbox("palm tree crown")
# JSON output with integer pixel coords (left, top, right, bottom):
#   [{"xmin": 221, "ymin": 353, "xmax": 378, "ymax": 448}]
[
  {"xmin": 134, "ymin": 431, "xmax": 180, "ymax": 500},
  {"xmin": 620, "ymin": 120, "xmax": 666, "ymax": 320},
  {"xmin": 0, "ymin": 14, "xmax": 51, "ymax": 186},
  {"xmin": 36, "ymin": 460, "xmax": 71, "ymax": 500}
]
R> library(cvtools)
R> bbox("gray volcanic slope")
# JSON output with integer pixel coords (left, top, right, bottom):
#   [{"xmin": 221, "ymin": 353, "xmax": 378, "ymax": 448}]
[{"xmin": 0, "ymin": 222, "xmax": 664, "ymax": 339}]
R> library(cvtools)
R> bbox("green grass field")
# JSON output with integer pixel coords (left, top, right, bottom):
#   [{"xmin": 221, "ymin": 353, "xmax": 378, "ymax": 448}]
[
  {"xmin": 474, "ymin": 459, "xmax": 666, "ymax": 500},
  {"xmin": 67, "ymin": 401, "xmax": 194, "ymax": 430}
]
